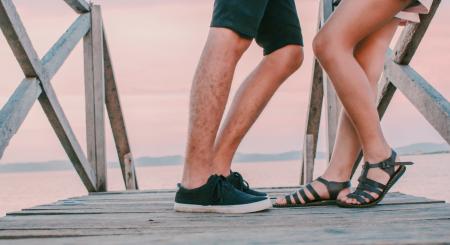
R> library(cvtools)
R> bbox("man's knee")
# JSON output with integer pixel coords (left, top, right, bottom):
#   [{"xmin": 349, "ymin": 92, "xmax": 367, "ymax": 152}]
[
  {"xmin": 269, "ymin": 45, "xmax": 304, "ymax": 74},
  {"xmin": 208, "ymin": 27, "xmax": 252, "ymax": 59}
]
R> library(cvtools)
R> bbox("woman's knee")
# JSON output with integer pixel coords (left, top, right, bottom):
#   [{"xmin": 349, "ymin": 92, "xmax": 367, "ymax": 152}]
[
  {"xmin": 313, "ymin": 30, "xmax": 352, "ymax": 66},
  {"xmin": 313, "ymin": 31, "xmax": 335, "ymax": 63}
]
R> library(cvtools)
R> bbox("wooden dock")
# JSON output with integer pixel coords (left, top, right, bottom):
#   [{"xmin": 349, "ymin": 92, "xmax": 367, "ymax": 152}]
[{"xmin": 1, "ymin": 187, "xmax": 449, "ymax": 244}]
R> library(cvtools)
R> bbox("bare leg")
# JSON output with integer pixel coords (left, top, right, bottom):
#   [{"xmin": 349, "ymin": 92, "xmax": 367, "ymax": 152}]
[
  {"xmin": 213, "ymin": 45, "xmax": 304, "ymax": 176},
  {"xmin": 182, "ymin": 28, "xmax": 251, "ymax": 189},
  {"xmin": 274, "ymin": 19, "xmax": 400, "ymax": 205},
  {"xmin": 323, "ymin": 19, "xmax": 401, "ymax": 202},
  {"xmin": 313, "ymin": 0, "xmax": 412, "ymax": 204}
]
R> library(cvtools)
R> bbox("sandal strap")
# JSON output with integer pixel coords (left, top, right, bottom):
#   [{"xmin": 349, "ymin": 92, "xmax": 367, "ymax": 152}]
[
  {"xmin": 292, "ymin": 192, "xmax": 301, "ymax": 204},
  {"xmin": 299, "ymin": 188, "xmax": 311, "ymax": 203},
  {"xmin": 356, "ymin": 190, "xmax": 377, "ymax": 202},
  {"xmin": 348, "ymin": 193, "xmax": 367, "ymax": 204},
  {"xmin": 285, "ymin": 195, "xmax": 292, "ymax": 205},
  {"xmin": 363, "ymin": 150, "xmax": 414, "ymax": 177},
  {"xmin": 317, "ymin": 177, "xmax": 351, "ymax": 200},
  {"xmin": 306, "ymin": 184, "xmax": 321, "ymax": 201}
]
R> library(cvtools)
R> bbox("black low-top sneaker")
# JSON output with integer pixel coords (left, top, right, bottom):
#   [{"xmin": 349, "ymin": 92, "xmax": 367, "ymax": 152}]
[
  {"xmin": 174, "ymin": 175, "xmax": 271, "ymax": 213},
  {"xmin": 226, "ymin": 171, "xmax": 268, "ymax": 197}
]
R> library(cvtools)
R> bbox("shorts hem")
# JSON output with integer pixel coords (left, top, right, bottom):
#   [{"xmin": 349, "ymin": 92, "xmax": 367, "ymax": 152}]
[
  {"xmin": 210, "ymin": 20, "xmax": 256, "ymax": 40},
  {"xmin": 263, "ymin": 39, "xmax": 304, "ymax": 56}
]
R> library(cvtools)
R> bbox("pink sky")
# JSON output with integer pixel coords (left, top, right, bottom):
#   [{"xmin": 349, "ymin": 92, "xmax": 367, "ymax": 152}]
[{"xmin": 0, "ymin": 0, "xmax": 449, "ymax": 163}]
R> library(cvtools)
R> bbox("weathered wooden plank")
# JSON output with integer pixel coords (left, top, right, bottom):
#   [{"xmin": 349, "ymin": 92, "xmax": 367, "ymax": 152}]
[
  {"xmin": 1, "ymin": 207, "xmax": 449, "ymax": 241},
  {"xmin": 321, "ymin": 0, "xmax": 333, "ymax": 25},
  {"xmin": 300, "ymin": 0, "xmax": 332, "ymax": 183},
  {"xmin": 393, "ymin": 0, "xmax": 441, "ymax": 65},
  {"xmin": 324, "ymin": 75, "xmax": 342, "ymax": 161},
  {"xmin": 0, "ymin": 0, "xmax": 42, "ymax": 78},
  {"xmin": 0, "ymin": 14, "xmax": 90, "ymax": 159},
  {"xmin": 385, "ymin": 61, "xmax": 450, "ymax": 144},
  {"xmin": 2, "ymin": 220, "xmax": 450, "ymax": 245},
  {"xmin": 84, "ymin": 5, "xmax": 107, "ymax": 191},
  {"xmin": 303, "ymin": 134, "xmax": 315, "ymax": 183},
  {"xmin": 103, "ymin": 29, "xmax": 138, "ymax": 190},
  {"xmin": 63, "ymin": 0, "xmax": 91, "ymax": 14},
  {"xmin": 1, "ymin": 189, "xmax": 448, "ymax": 244},
  {"xmin": 0, "ymin": 0, "xmax": 96, "ymax": 191},
  {"xmin": 0, "ymin": 79, "xmax": 41, "ymax": 158},
  {"xmin": 321, "ymin": 0, "xmax": 341, "ymax": 161},
  {"xmin": 41, "ymin": 14, "xmax": 91, "ymax": 79}
]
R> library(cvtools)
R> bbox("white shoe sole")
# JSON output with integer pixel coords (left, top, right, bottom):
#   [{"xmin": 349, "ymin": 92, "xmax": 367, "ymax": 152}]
[{"xmin": 174, "ymin": 198, "xmax": 272, "ymax": 214}]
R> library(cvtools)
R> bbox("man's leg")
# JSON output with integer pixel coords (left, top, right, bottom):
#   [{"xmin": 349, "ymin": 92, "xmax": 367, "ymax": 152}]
[
  {"xmin": 212, "ymin": 45, "xmax": 303, "ymax": 176},
  {"xmin": 181, "ymin": 28, "xmax": 251, "ymax": 189}
]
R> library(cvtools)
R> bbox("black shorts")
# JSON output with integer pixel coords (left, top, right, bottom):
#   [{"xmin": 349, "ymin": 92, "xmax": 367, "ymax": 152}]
[{"xmin": 210, "ymin": 0, "xmax": 304, "ymax": 55}]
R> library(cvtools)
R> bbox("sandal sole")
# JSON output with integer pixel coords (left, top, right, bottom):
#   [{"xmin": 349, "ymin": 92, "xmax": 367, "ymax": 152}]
[
  {"xmin": 273, "ymin": 200, "xmax": 337, "ymax": 208},
  {"xmin": 336, "ymin": 166, "xmax": 406, "ymax": 208}
]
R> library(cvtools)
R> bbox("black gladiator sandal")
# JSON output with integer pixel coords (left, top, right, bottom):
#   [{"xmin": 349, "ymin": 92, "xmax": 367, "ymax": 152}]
[
  {"xmin": 273, "ymin": 177, "xmax": 351, "ymax": 207},
  {"xmin": 337, "ymin": 150, "xmax": 413, "ymax": 208}
]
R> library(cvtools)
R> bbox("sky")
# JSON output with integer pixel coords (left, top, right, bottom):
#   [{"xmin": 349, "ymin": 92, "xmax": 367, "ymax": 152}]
[{"xmin": 0, "ymin": 0, "xmax": 449, "ymax": 163}]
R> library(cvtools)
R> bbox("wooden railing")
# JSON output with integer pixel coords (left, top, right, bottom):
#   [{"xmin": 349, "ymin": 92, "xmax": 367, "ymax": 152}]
[
  {"xmin": 0, "ymin": 0, "xmax": 138, "ymax": 192},
  {"xmin": 301, "ymin": 0, "xmax": 448, "ymax": 184}
]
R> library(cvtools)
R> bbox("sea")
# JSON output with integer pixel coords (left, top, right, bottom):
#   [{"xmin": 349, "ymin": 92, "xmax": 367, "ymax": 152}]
[{"xmin": 1, "ymin": 153, "xmax": 449, "ymax": 217}]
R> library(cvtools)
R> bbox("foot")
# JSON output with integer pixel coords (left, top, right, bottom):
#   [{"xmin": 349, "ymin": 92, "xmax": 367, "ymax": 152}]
[
  {"xmin": 174, "ymin": 175, "xmax": 271, "ymax": 213},
  {"xmin": 341, "ymin": 150, "xmax": 413, "ymax": 206},
  {"xmin": 226, "ymin": 171, "xmax": 267, "ymax": 197},
  {"xmin": 274, "ymin": 177, "xmax": 351, "ymax": 206}
]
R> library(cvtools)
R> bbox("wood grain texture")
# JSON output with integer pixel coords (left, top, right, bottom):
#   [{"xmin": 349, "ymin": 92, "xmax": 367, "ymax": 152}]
[
  {"xmin": 63, "ymin": 0, "xmax": 91, "ymax": 14},
  {"xmin": 84, "ymin": 5, "xmax": 107, "ymax": 192},
  {"xmin": 0, "ymin": 0, "xmax": 96, "ymax": 191},
  {"xmin": 103, "ymin": 29, "xmax": 138, "ymax": 190},
  {"xmin": 385, "ymin": 60, "xmax": 450, "ymax": 144},
  {"xmin": 300, "ymin": 0, "xmax": 331, "ymax": 183},
  {"xmin": 0, "ymin": 189, "xmax": 448, "ymax": 244},
  {"xmin": 0, "ymin": 79, "xmax": 41, "ymax": 158},
  {"xmin": 304, "ymin": 134, "xmax": 315, "ymax": 184},
  {"xmin": 0, "ymin": 14, "xmax": 90, "ymax": 158},
  {"xmin": 393, "ymin": 0, "xmax": 441, "ymax": 65}
]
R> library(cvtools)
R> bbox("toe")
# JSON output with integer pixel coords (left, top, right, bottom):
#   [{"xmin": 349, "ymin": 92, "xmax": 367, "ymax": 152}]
[{"xmin": 275, "ymin": 197, "xmax": 286, "ymax": 205}]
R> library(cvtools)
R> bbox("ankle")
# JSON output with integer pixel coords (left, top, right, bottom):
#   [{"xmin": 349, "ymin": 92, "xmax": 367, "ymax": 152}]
[
  {"xmin": 321, "ymin": 171, "xmax": 350, "ymax": 182},
  {"xmin": 181, "ymin": 174, "xmax": 210, "ymax": 189},
  {"xmin": 212, "ymin": 156, "xmax": 233, "ymax": 177},
  {"xmin": 364, "ymin": 146, "xmax": 392, "ymax": 163}
]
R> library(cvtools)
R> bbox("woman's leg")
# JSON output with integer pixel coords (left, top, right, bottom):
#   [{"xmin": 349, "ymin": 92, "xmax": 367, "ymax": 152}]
[
  {"xmin": 323, "ymin": 19, "xmax": 401, "ymax": 203},
  {"xmin": 274, "ymin": 19, "xmax": 400, "ymax": 205},
  {"xmin": 313, "ymin": 0, "xmax": 411, "ymax": 204}
]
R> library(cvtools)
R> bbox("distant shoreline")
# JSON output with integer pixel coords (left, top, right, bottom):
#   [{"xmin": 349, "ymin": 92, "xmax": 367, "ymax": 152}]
[{"xmin": 0, "ymin": 142, "xmax": 448, "ymax": 174}]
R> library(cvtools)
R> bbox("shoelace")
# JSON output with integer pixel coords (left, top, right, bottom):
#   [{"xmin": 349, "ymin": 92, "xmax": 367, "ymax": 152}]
[
  {"xmin": 211, "ymin": 175, "xmax": 232, "ymax": 204},
  {"xmin": 231, "ymin": 172, "xmax": 250, "ymax": 191}
]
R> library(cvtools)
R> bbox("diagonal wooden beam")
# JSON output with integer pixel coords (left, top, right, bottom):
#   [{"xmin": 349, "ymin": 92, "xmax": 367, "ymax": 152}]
[
  {"xmin": 385, "ymin": 61, "xmax": 450, "ymax": 144},
  {"xmin": 0, "ymin": 14, "xmax": 90, "ymax": 159},
  {"xmin": 103, "ymin": 29, "xmax": 138, "ymax": 190},
  {"xmin": 63, "ymin": 0, "xmax": 91, "ymax": 14},
  {"xmin": 0, "ymin": 0, "xmax": 96, "ymax": 192},
  {"xmin": 0, "ymin": 79, "xmax": 41, "ymax": 158},
  {"xmin": 0, "ymin": 0, "xmax": 43, "ymax": 78},
  {"xmin": 393, "ymin": 0, "xmax": 441, "ymax": 65}
]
